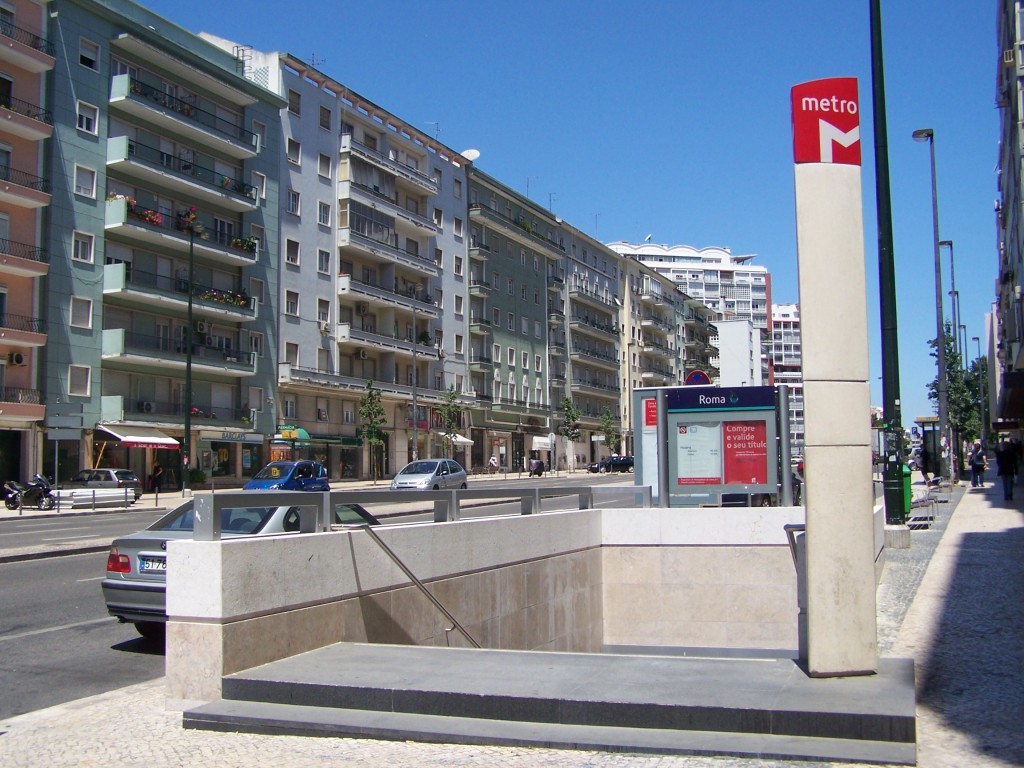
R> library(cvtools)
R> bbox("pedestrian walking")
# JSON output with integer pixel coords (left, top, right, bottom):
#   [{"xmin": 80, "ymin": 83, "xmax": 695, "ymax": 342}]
[
  {"xmin": 918, "ymin": 445, "xmax": 931, "ymax": 485},
  {"xmin": 996, "ymin": 441, "xmax": 1018, "ymax": 501},
  {"xmin": 149, "ymin": 461, "xmax": 163, "ymax": 492},
  {"xmin": 968, "ymin": 441, "xmax": 987, "ymax": 488}
]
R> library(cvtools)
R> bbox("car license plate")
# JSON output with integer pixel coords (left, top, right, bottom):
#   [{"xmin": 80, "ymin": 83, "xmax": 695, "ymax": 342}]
[{"xmin": 139, "ymin": 556, "xmax": 166, "ymax": 572}]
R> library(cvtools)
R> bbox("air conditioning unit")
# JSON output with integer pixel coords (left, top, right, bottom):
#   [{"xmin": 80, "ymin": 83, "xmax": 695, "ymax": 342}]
[
  {"xmin": 204, "ymin": 335, "xmax": 214, "ymax": 346},
  {"xmin": 318, "ymin": 320, "xmax": 330, "ymax": 334},
  {"xmin": 358, "ymin": 349, "xmax": 368, "ymax": 360},
  {"xmin": 142, "ymin": 401, "xmax": 155, "ymax": 413},
  {"xmin": 1004, "ymin": 48, "xmax": 1015, "ymax": 66},
  {"xmin": 195, "ymin": 320, "xmax": 209, "ymax": 333},
  {"xmin": 7, "ymin": 352, "xmax": 25, "ymax": 365},
  {"xmin": 356, "ymin": 302, "xmax": 369, "ymax": 315},
  {"xmin": 317, "ymin": 408, "xmax": 328, "ymax": 421}
]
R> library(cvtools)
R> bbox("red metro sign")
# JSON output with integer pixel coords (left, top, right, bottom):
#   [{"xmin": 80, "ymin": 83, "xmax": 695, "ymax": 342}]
[{"xmin": 791, "ymin": 77, "xmax": 861, "ymax": 166}]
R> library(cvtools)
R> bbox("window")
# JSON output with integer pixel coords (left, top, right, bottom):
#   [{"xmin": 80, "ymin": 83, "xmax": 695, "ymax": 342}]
[
  {"xmin": 249, "ymin": 332, "xmax": 264, "ymax": 357},
  {"xmin": 521, "ymin": 316, "xmax": 528, "ymax": 335},
  {"xmin": 507, "ymin": 312, "xmax": 514, "ymax": 331},
  {"xmin": 251, "ymin": 171, "xmax": 267, "ymax": 199},
  {"xmin": 507, "ymin": 278, "xmax": 513, "ymax": 295},
  {"xmin": 249, "ymin": 277, "xmax": 265, "ymax": 304},
  {"xmin": 508, "ymin": 347, "xmax": 515, "ymax": 366},
  {"xmin": 454, "ymin": 178, "xmax": 462, "ymax": 199},
  {"xmin": 68, "ymin": 365, "xmax": 90, "ymax": 396},
  {"xmin": 492, "ymin": 308, "xmax": 500, "ymax": 325},
  {"xmin": 287, "ymin": 138, "xmax": 300, "ymax": 164},
  {"xmin": 455, "ymin": 334, "xmax": 464, "ymax": 354},
  {"xmin": 319, "ymin": 105, "xmax": 331, "ymax": 130},
  {"xmin": 434, "ymin": 289, "xmax": 443, "ymax": 309},
  {"xmin": 454, "ymin": 295, "xmax": 464, "ymax": 315},
  {"xmin": 434, "ymin": 248, "xmax": 442, "ymax": 267},
  {"xmin": 248, "ymin": 386, "xmax": 264, "ymax": 412},
  {"xmin": 70, "ymin": 297, "xmax": 92, "ymax": 328},
  {"xmin": 535, "ymin": 354, "xmax": 542, "ymax": 371},
  {"xmin": 73, "ymin": 166, "xmax": 96, "ymax": 197},
  {"xmin": 534, "ymin": 255, "xmax": 540, "ymax": 271},
  {"xmin": 534, "ymin": 290, "xmax": 540, "ymax": 305},
  {"xmin": 317, "ymin": 299, "xmax": 330, "ymax": 323},
  {"xmin": 433, "ymin": 208, "xmax": 443, "ymax": 227},
  {"xmin": 79, "ymin": 39, "xmax": 99, "ymax": 70},
  {"xmin": 250, "ymin": 224, "xmax": 266, "ymax": 253},
  {"xmin": 318, "ymin": 153, "xmax": 331, "ymax": 178},
  {"xmin": 283, "ymin": 396, "xmax": 296, "ymax": 419},
  {"xmin": 286, "ymin": 189, "xmax": 300, "ymax": 215},
  {"xmin": 522, "ymin": 351, "xmax": 529, "ymax": 368},
  {"xmin": 521, "ymin": 249, "xmax": 527, "ymax": 266},
  {"xmin": 285, "ymin": 239, "xmax": 300, "ymax": 265},
  {"xmin": 252, "ymin": 120, "xmax": 267, "ymax": 152},
  {"xmin": 454, "ymin": 217, "xmax": 463, "ymax": 237},
  {"xmin": 317, "ymin": 249, "xmax": 330, "ymax": 273},
  {"xmin": 492, "ymin": 271, "xmax": 500, "ymax": 290},
  {"xmin": 76, "ymin": 102, "xmax": 98, "ymax": 134},
  {"xmin": 285, "ymin": 291, "xmax": 299, "ymax": 315},
  {"xmin": 454, "ymin": 256, "xmax": 463, "ymax": 276},
  {"xmin": 521, "ymin": 285, "xmax": 527, "ymax": 300},
  {"xmin": 72, "ymin": 231, "xmax": 93, "ymax": 263},
  {"xmin": 318, "ymin": 201, "xmax": 331, "ymax": 226},
  {"xmin": 287, "ymin": 89, "xmax": 301, "ymax": 115}
]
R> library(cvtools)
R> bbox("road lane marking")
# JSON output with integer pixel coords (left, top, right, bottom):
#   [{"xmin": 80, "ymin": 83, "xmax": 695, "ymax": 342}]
[
  {"xmin": 76, "ymin": 576, "xmax": 106, "ymax": 583},
  {"xmin": 0, "ymin": 617, "xmax": 113, "ymax": 643}
]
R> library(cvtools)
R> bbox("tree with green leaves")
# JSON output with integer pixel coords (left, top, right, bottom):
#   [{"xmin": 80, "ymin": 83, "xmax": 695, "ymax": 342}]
[
  {"xmin": 437, "ymin": 385, "xmax": 465, "ymax": 458},
  {"xmin": 928, "ymin": 322, "xmax": 979, "ymax": 476},
  {"xmin": 599, "ymin": 407, "xmax": 622, "ymax": 454},
  {"xmin": 558, "ymin": 397, "xmax": 582, "ymax": 472},
  {"xmin": 358, "ymin": 381, "xmax": 387, "ymax": 483}
]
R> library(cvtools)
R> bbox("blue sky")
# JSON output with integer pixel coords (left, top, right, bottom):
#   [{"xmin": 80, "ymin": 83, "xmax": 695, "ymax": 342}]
[{"xmin": 147, "ymin": 0, "xmax": 996, "ymax": 425}]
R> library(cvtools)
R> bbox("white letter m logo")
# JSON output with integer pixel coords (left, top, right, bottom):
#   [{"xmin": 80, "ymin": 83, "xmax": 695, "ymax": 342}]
[{"xmin": 818, "ymin": 120, "xmax": 860, "ymax": 162}]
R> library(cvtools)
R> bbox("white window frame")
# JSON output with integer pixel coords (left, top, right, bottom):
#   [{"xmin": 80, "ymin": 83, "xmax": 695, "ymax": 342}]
[
  {"xmin": 285, "ymin": 239, "xmax": 300, "ymax": 265},
  {"xmin": 454, "ymin": 217, "xmax": 463, "ymax": 237},
  {"xmin": 79, "ymin": 38, "xmax": 99, "ymax": 70},
  {"xmin": 68, "ymin": 364, "xmax": 91, "ymax": 396},
  {"xmin": 73, "ymin": 165, "xmax": 96, "ymax": 198},
  {"xmin": 317, "ymin": 201, "xmax": 331, "ymax": 226},
  {"xmin": 454, "ymin": 294, "xmax": 464, "ymax": 316},
  {"xmin": 286, "ymin": 189, "xmax": 300, "ymax": 215},
  {"xmin": 72, "ymin": 231, "xmax": 94, "ymax": 263},
  {"xmin": 285, "ymin": 290, "xmax": 299, "ymax": 316},
  {"xmin": 318, "ymin": 152, "xmax": 331, "ymax": 179},
  {"xmin": 287, "ymin": 89, "xmax": 301, "ymax": 115},
  {"xmin": 251, "ymin": 171, "xmax": 267, "ymax": 199},
  {"xmin": 70, "ymin": 296, "xmax": 92, "ymax": 328},
  {"xmin": 76, "ymin": 101, "xmax": 98, "ymax": 135},
  {"xmin": 286, "ymin": 138, "xmax": 301, "ymax": 165},
  {"xmin": 317, "ymin": 249, "xmax": 331, "ymax": 274}
]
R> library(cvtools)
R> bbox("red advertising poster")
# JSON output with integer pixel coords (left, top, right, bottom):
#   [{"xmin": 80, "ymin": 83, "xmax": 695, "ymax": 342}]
[
  {"xmin": 643, "ymin": 398, "xmax": 658, "ymax": 429},
  {"xmin": 723, "ymin": 421, "xmax": 768, "ymax": 485}
]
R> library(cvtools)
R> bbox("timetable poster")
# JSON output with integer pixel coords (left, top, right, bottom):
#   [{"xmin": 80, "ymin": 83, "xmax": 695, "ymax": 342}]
[
  {"xmin": 676, "ymin": 422, "xmax": 722, "ymax": 485},
  {"xmin": 722, "ymin": 420, "xmax": 768, "ymax": 485}
]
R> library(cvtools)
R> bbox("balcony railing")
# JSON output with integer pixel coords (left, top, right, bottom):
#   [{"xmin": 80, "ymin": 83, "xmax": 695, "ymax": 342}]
[
  {"xmin": 0, "ymin": 313, "xmax": 45, "ymax": 333},
  {"xmin": 123, "ymin": 139, "xmax": 256, "ymax": 200},
  {"xmin": 571, "ymin": 346, "xmax": 618, "ymax": 364},
  {"xmin": 570, "ymin": 315, "xmax": 617, "ymax": 334},
  {"xmin": 110, "ymin": 264, "xmax": 254, "ymax": 312},
  {"xmin": 125, "ymin": 77, "xmax": 257, "ymax": 148},
  {"xmin": 0, "ymin": 21, "xmax": 54, "ymax": 56},
  {"xmin": 0, "ymin": 386, "xmax": 40, "ymax": 404},
  {"xmin": 468, "ymin": 203, "xmax": 564, "ymax": 254},
  {"xmin": 342, "ymin": 134, "xmax": 438, "ymax": 193},
  {"xmin": 0, "ymin": 237, "xmax": 47, "ymax": 263},
  {"xmin": 569, "ymin": 286, "xmax": 616, "ymax": 308},
  {"xmin": 0, "ymin": 165, "xmax": 49, "ymax": 193},
  {"xmin": 0, "ymin": 95, "xmax": 52, "ymax": 125},
  {"xmin": 110, "ymin": 198, "xmax": 257, "ymax": 259},
  {"xmin": 286, "ymin": 365, "xmax": 448, "ymax": 398},
  {"xmin": 127, "ymin": 397, "xmax": 250, "ymax": 424},
  {"xmin": 118, "ymin": 329, "xmax": 253, "ymax": 366}
]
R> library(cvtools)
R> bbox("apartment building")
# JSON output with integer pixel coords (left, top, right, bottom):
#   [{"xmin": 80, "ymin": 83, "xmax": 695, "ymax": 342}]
[
  {"xmin": 466, "ymin": 170, "xmax": 553, "ymax": 472},
  {"xmin": 713, "ymin": 319, "xmax": 764, "ymax": 387},
  {"xmin": 771, "ymin": 303, "xmax": 804, "ymax": 454},
  {"xmin": 42, "ymin": 0, "xmax": 283, "ymax": 488},
  {"xmin": 0, "ymin": 0, "xmax": 52, "ymax": 483},
  {"xmin": 236, "ymin": 50, "xmax": 471, "ymax": 478}
]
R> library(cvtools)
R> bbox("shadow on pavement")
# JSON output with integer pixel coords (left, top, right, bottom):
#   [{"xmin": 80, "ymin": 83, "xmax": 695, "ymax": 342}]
[{"xmin": 918, "ymin": 524, "xmax": 1024, "ymax": 765}]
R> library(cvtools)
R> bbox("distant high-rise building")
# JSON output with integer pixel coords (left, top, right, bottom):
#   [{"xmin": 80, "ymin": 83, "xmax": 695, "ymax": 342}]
[{"xmin": 771, "ymin": 303, "xmax": 804, "ymax": 454}]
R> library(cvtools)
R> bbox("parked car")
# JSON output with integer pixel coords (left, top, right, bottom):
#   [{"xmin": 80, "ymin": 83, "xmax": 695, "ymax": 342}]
[
  {"xmin": 64, "ymin": 468, "xmax": 142, "ymax": 501},
  {"xmin": 390, "ymin": 459, "xmax": 468, "ymax": 491},
  {"xmin": 102, "ymin": 498, "xmax": 379, "ymax": 641},
  {"xmin": 587, "ymin": 456, "xmax": 635, "ymax": 474},
  {"xmin": 243, "ymin": 460, "xmax": 330, "ymax": 491}
]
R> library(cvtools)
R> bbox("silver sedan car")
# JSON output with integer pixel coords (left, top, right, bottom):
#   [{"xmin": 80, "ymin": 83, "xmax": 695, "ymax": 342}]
[
  {"xmin": 390, "ymin": 459, "xmax": 468, "ymax": 491},
  {"xmin": 102, "ymin": 499, "xmax": 378, "ymax": 641}
]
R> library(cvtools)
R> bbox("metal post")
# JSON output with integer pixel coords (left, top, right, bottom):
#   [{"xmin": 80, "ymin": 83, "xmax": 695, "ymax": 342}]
[
  {"xmin": 871, "ymin": 0, "xmax": 907, "ymax": 523},
  {"xmin": 941, "ymin": 240, "xmax": 958, "ymax": 360},
  {"xmin": 913, "ymin": 128, "xmax": 951, "ymax": 484},
  {"xmin": 183, "ymin": 227, "xmax": 194, "ymax": 495},
  {"xmin": 973, "ymin": 335, "xmax": 988, "ymax": 443},
  {"xmin": 656, "ymin": 388, "xmax": 669, "ymax": 507},
  {"xmin": 778, "ymin": 384, "xmax": 794, "ymax": 506},
  {"xmin": 412, "ymin": 298, "xmax": 418, "ymax": 461}
]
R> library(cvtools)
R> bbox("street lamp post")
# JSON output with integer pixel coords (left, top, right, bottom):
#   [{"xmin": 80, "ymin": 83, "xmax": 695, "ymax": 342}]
[
  {"xmin": 913, "ymin": 128, "xmax": 953, "ymax": 483},
  {"xmin": 411, "ymin": 294, "xmax": 419, "ymax": 462},
  {"xmin": 182, "ymin": 224, "xmax": 197, "ymax": 494},
  {"xmin": 940, "ymin": 240, "xmax": 958, "ymax": 360},
  {"xmin": 973, "ymin": 335, "xmax": 988, "ymax": 443}
]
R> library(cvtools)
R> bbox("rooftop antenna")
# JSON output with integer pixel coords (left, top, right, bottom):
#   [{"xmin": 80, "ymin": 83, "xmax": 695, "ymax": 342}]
[
  {"xmin": 425, "ymin": 121, "xmax": 441, "ymax": 141},
  {"xmin": 526, "ymin": 176, "xmax": 538, "ymax": 198},
  {"xmin": 548, "ymin": 192, "xmax": 556, "ymax": 211},
  {"xmin": 309, "ymin": 51, "xmax": 325, "ymax": 68}
]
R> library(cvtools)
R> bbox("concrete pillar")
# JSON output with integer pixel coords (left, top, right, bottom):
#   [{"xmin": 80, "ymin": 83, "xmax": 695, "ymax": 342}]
[{"xmin": 792, "ymin": 78, "xmax": 878, "ymax": 676}]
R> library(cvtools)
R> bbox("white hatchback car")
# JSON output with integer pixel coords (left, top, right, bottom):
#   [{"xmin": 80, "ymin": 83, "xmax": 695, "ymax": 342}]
[{"xmin": 390, "ymin": 459, "xmax": 468, "ymax": 491}]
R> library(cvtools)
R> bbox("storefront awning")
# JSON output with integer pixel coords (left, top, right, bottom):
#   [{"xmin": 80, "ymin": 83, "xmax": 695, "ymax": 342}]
[
  {"xmin": 531, "ymin": 435, "xmax": 552, "ymax": 451},
  {"xmin": 96, "ymin": 424, "xmax": 179, "ymax": 449},
  {"xmin": 438, "ymin": 432, "xmax": 473, "ymax": 446}
]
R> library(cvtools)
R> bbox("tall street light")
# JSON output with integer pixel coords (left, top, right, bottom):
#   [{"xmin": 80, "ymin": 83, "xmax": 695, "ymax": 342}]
[
  {"xmin": 913, "ymin": 128, "xmax": 952, "ymax": 482},
  {"xmin": 182, "ymin": 216, "xmax": 203, "ymax": 495},
  {"xmin": 411, "ymin": 288, "xmax": 420, "ymax": 462},
  {"xmin": 973, "ymin": 335, "xmax": 988, "ymax": 442},
  {"xmin": 940, "ymin": 240, "xmax": 959, "ymax": 360}
]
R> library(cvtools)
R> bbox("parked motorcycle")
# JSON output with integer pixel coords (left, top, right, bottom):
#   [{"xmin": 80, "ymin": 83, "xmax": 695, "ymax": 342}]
[{"xmin": 4, "ymin": 474, "xmax": 56, "ymax": 510}]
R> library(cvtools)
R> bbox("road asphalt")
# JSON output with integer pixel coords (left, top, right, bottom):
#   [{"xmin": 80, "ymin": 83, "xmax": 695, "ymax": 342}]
[{"xmin": 0, "ymin": 476, "xmax": 1020, "ymax": 767}]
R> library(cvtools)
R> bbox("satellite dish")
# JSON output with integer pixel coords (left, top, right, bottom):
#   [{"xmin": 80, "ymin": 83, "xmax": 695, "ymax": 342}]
[{"xmin": 461, "ymin": 149, "xmax": 481, "ymax": 162}]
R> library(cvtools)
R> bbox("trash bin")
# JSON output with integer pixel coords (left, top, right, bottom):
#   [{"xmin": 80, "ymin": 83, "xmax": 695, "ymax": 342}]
[{"xmin": 902, "ymin": 463, "xmax": 912, "ymax": 513}]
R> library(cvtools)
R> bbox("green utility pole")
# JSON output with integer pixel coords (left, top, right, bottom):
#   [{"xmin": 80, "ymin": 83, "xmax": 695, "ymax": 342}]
[{"xmin": 870, "ymin": 0, "xmax": 907, "ymax": 523}]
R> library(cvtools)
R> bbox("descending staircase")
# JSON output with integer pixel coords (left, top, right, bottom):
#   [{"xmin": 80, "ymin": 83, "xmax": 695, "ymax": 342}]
[{"xmin": 183, "ymin": 643, "xmax": 917, "ymax": 765}]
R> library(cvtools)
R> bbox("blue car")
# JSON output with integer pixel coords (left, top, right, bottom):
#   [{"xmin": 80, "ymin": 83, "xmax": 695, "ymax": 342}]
[{"xmin": 243, "ymin": 460, "xmax": 330, "ymax": 491}]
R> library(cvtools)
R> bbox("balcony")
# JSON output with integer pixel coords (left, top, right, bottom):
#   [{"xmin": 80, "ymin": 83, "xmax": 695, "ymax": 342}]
[
  {"xmin": 340, "ymin": 134, "xmax": 437, "ymax": 195},
  {"xmin": 549, "ymin": 339, "xmax": 566, "ymax": 356},
  {"xmin": 0, "ymin": 237, "xmax": 47, "ymax": 277},
  {"xmin": 641, "ymin": 314, "xmax": 674, "ymax": 334},
  {"xmin": 105, "ymin": 198, "xmax": 258, "ymax": 268},
  {"xmin": 639, "ymin": 289, "xmax": 670, "ymax": 307},
  {"xmin": 640, "ymin": 365, "xmax": 674, "ymax": 384},
  {"xmin": 335, "ymin": 322, "xmax": 440, "ymax": 360},
  {"xmin": 571, "ymin": 379, "xmax": 619, "ymax": 399},
  {"xmin": 104, "ymin": 394, "xmax": 252, "ymax": 430},
  {"xmin": 468, "ymin": 278, "xmax": 491, "ymax": 297},
  {"xmin": 468, "ymin": 203, "xmax": 563, "ymax": 256},
  {"xmin": 468, "ymin": 354, "xmax": 493, "ymax": 372},
  {"xmin": 283, "ymin": 365, "xmax": 449, "ymax": 402},
  {"xmin": 642, "ymin": 340, "xmax": 673, "ymax": 359},
  {"xmin": 109, "ymin": 75, "xmax": 258, "ymax": 159},
  {"xmin": 570, "ymin": 345, "xmax": 619, "ymax": 370},
  {"xmin": 343, "ymin": 181, "xmax": 439, "ymax": 235},
  {"xmin": 0, "ymin": 386, "xmax": 43, "ymax": 424},
  {"xmin": 469, "ymin": 315, "xmax": 493, "ymax": 336},
  {"xmin": 0, "ymin": 21, "xmax": 55, "ymax": 72},
  {"xmin": 569, "ymin": 315, "xmax": 618, "ymax": 339},
  {"xmin": 337, "ymin": 274, "xmax": 439, "ymax": 319},
  {"xmin": 568, "ymin": 286, "xmax": 617, "ymax": 311},
  {"xmin": 0, "ymin": 312, "xmax": 46, "ymax": 347},
  {"xmin": 101, "ymin": 328, "xmax": 255, "ymax": 378},
  {"xmin": 547, "ymin": 309, "xmax": 565, "ymax": 325},
  {"xmin": 468, "ymin": 240, "xmax": 494, "ymax": 261},
  {"xmin": 103, "ymin": 263, "xmax": 257, "ymax": 323},
  {"xmin": 0, "ymin": 164, "xmax": 49, "ymax": 208},
  {"xmin": 106, "ymin": 137, "xmax": 257, "ymax": 212},
  {"xmin": 0, "ymin": 95, "xmax": 53, "ymax": 140},
  {"xmin": 338, "ymin": 227, "xmax": 440, "ymax": 278}
]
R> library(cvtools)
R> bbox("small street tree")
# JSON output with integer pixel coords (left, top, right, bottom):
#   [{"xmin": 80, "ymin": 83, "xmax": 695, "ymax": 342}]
[
  {"xmin": 558, "ymin": 397, "xmax": 582, "ymax": 472},
  {"xmin": 599, "ymin": 407, "xmax": 622, "ymax": 454},
  {"xmin": 928, "ymin": 322, "xmax": 977, "ymax": 476},
  {"xmin": 358, "ymin": 381, "xmax": 387, "ymax": 483},
  {"xmin": 437, "ymin": 386, "xmax": 464, "ymax": 458}
]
